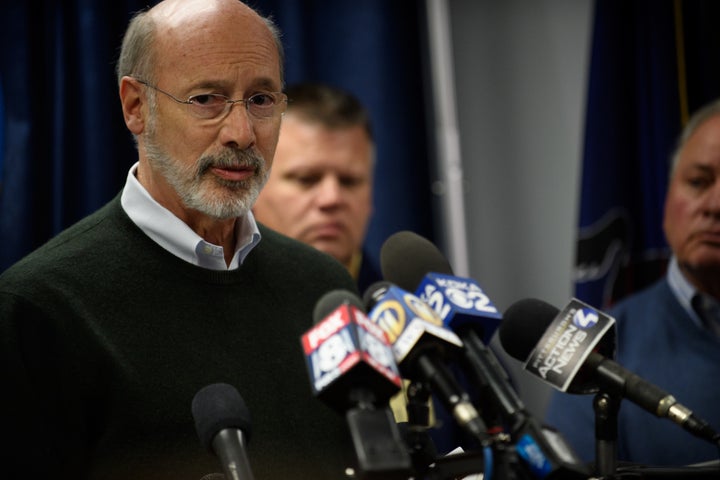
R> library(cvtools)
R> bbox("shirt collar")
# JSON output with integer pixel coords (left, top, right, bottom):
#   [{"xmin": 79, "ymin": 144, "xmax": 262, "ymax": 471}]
[
  {"xmin": 120, "ymin": 162, "xmax": 261, "ymax": 270},
  {"xmin": 667, "ymin": 255, "xmax": 710, "ymax": 330}
]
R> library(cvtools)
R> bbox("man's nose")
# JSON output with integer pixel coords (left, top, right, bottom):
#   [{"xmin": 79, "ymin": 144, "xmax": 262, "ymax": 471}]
[
  {"xmin": 316, "ymin": 176, "xmax": 344, "ymax": 206},
  {"xmin": 707, "ymin": 181, "xmax": 720, "ymax": 217},
  {"xmin": 218, "ymin": 103, "xmax": 257, "ymax": 150}
]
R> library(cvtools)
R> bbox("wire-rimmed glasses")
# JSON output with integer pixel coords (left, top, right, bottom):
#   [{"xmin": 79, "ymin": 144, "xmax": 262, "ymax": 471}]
[{"xmin": 135, "ymin": 79, "xmax": 288, "ymax": 121}]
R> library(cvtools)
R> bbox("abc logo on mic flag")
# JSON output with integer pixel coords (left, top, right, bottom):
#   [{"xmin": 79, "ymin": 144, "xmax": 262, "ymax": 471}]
[
  {"xmin": 367, "ymin": 284, "xmax": 463, "ymax": 364},
  {"xmin": 524, "ymin": 298, "xmax": 616, "ymax": 393},
  {"xmin": 301, "ymin": 302, "xmax": 402, "ymax": 412}
]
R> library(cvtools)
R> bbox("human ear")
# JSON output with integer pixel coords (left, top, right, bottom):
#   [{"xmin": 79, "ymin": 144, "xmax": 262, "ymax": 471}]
[{"xmin": 119, "ymin": 76, "xmax": 146, "ymax": 134}]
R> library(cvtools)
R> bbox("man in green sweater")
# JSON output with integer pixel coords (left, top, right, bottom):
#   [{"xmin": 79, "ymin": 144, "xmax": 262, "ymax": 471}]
[{"xmin": 0, "ymin": 0, "xmax": 359, "ymax": 478}]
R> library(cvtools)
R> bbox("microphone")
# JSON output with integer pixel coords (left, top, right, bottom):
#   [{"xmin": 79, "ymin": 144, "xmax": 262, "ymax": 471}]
[
  {"xmin": 501, "ymin": 297, "xmax": 720, "ymax": 445},
  {"xmin": 380, "ymin": 230, "xmax": 591, "ymax": 479},
  {"xmin": 363, "ymin": 281, "xmax": 490, "ymax": 445},
  {"xmin": 303, "ymin": 289, "xmax": 403, "ymax": 411},
  {"xmin": 380, "ymin": 231, "xmax": 506, "ymax": 424},
  {"xmin": 303, "ymin": 289, "xmax": 413, "ymax": 478},
  {"xmin": 191, "ymin": 383, "xmax": 255, "ymax": 480}
]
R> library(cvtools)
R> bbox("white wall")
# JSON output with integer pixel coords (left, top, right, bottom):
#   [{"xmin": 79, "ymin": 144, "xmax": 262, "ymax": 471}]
[{"xmin": 447, "ymin": 0, "xmax": 594, "ymax": 417}]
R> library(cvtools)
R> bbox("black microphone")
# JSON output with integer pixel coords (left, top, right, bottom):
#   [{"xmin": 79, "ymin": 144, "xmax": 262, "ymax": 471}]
[
  {"xmin": 192, "ymin": 383, "xmax": 255, "ymax": 480},
  {"xmin": 380, "ymin": 230, "xmax": 591, "ymax": 479},
  {"xmin": 303, "ymin": 289, "xmax": 413, "ymax": 478},
  {"xmin": 380, "ymin": 231, "xmax": 507, "ymax": 426},
  {"xmin": 363, "ymin": 280, "xmax": 491, "ymax": 446},
  {"xmin": 501, "ymin": 297, "xmax": 720, "ymax": 445}
]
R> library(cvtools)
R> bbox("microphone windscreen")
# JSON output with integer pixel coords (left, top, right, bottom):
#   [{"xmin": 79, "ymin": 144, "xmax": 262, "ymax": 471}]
[
  {"xmin": 380, "ymin": 231, "xmax": 453, "ymax": 290},
  {"xmin": 362, "ymin": 280, "xmax": 393, "ymax": 311},
  {"xmin": 499, "ymin": 298, "xmax": 559, "ymax": 361},
  {"xmin": 192, "ymin": 383, "xmax": 252, "ymax": 452},
  {"xmin": 312, "ymin": 289, "xmax": 365, "ymax": 325}
]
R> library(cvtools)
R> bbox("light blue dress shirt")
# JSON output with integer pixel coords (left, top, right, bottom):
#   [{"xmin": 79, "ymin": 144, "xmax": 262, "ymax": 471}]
[{"xmin": 119, "ymin": 162, "xmax": 261, "ymax": 270}]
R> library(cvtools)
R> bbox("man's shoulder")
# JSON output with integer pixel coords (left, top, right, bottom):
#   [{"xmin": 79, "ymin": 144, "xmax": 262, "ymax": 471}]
[
  {"xmin": 605, "ymin": 277, "xmax": 681, "ymax": 344},
  {"xmin": 257, "ymin": 224, "xmax": 340, "ymax": 265},
  {"xmin": 607, "ymin": 277, "xmax": 671, "ymax": 316},
  {"xmin": 1, "ymin": 196, "xmax": 125, "ymax": 282},
  {"xmin": 255, "ymin": 224, "xmax": 358, "ymax": 292},
  {"xmin": 257, "ymin": 224, "xmax": 310, "ymax": 250}
]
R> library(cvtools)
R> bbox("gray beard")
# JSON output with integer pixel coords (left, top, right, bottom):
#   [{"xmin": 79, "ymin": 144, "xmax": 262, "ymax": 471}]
[{"xmin": 142, "ymin": 122, "xmax": 269, "ymax": 220}]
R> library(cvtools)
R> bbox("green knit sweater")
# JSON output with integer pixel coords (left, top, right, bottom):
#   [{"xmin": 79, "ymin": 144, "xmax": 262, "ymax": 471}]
[{"xmin": 0, "ymin": 194, "xmax": 359, "ymax": 480}]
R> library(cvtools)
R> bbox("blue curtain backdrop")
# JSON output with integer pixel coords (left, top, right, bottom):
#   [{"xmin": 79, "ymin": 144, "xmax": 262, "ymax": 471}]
[
  {"xmin": 574, "ymin": 0, "xmax": 720, "ymax": 309},
  {"xmin": 0, "ymin": 1, "xmax": 434, "ymax": 272}
]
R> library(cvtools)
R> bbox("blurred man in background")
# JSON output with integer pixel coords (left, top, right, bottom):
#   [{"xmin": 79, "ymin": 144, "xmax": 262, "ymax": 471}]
[
  {"xmin": 545, "ymin": 98, "xmax": 720, "ymax": 468},
  {"xmin": 253, "ymin": 82, "xmax": 381, "ymax": 292}
]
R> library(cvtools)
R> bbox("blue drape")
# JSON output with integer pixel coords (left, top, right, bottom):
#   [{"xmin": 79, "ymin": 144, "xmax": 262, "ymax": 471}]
[
  {"xmin": 0, "ymin": 1, "xmax": 434, "ymax": 272},
  {"xmin": 574, "ymin": 0, "xmax": 720, "ymax": 309}
]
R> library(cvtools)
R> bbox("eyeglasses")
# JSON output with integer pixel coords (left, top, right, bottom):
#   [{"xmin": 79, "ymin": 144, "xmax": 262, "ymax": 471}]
[{"xmin": 135, "ymin": 79, "xmax": 288, "ymax": 121}]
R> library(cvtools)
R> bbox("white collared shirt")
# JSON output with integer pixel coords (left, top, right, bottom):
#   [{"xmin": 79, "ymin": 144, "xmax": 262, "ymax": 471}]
[{"xmin": 120, "ymin": 162, "xmax": 260, "ymax": 270}]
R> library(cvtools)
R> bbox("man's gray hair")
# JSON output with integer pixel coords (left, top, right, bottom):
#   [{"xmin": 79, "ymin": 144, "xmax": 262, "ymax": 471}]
[
  {"xmin": 115, "ymin": 4, "xmax": 285, "ymax": 87},
  {"xmin": 670, "ymin": 98, "xmax": 720, "ymax": 175}
]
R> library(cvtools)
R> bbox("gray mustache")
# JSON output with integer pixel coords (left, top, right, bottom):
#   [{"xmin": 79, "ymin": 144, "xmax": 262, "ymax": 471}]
[{"xmin": 198, "ymin": 149, "xmax": 264, "ymax": 175}]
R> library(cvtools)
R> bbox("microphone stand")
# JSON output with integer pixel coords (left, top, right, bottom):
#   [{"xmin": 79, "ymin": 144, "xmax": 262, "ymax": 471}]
[
  {"xmin": 593, "ymin": 391, "xmax": 621, "ymax": 477},
  {"xmin": 400, "ymin": 381, "xmax": 443, "ymax": 476}
]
